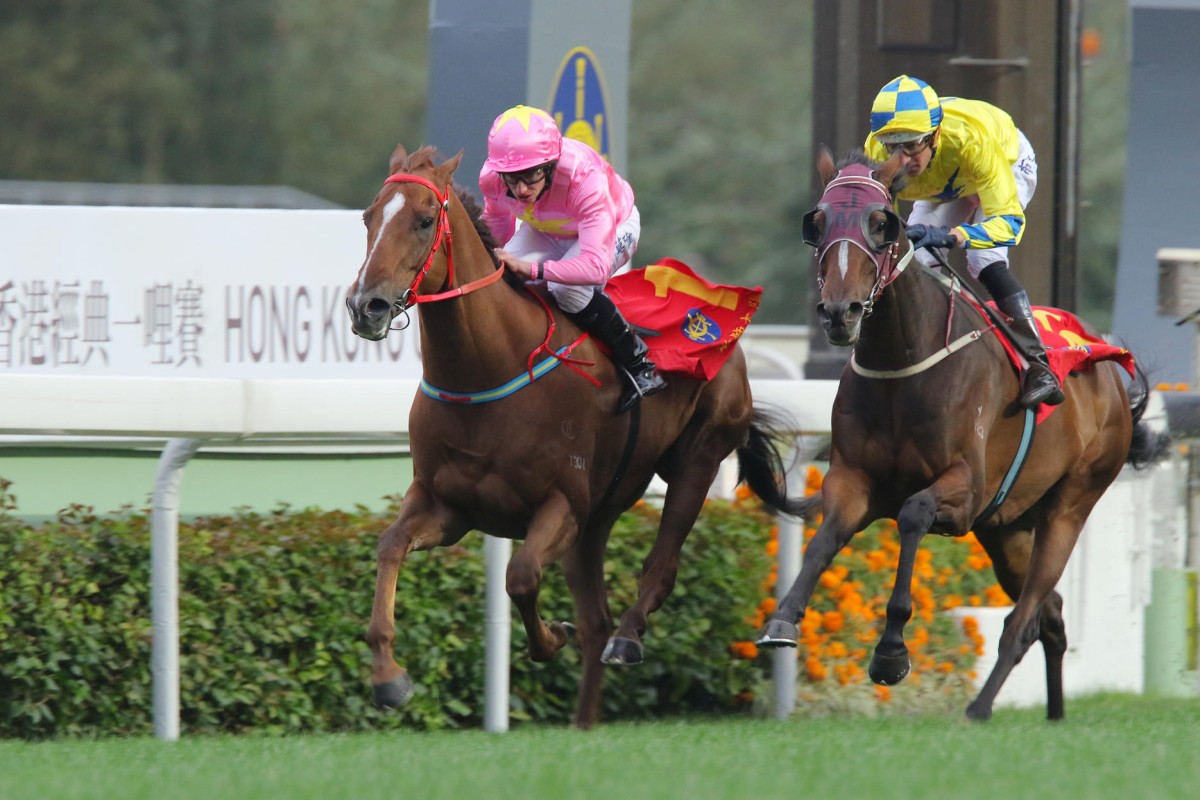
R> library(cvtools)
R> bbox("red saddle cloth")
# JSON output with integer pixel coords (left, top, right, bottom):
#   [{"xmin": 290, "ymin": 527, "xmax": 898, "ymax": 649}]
[
  {"xmin": 606, "ymin": 258, "xmax": 763, "ymax": 381},
  {"xmin": 988, "ymin": 303, "xmax": 1136, "ymax": 423}
]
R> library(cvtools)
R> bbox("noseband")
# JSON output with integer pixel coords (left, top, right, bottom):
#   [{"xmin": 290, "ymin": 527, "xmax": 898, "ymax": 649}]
[{"xmin": 807, "ymin": 165, "xmax": 915, "ymax": 315}]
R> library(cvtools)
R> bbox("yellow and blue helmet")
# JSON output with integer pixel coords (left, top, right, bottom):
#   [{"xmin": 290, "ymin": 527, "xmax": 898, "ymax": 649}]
[{"xmin": 869, "ymin": 75, "xmax": 943, "ymax": 144}]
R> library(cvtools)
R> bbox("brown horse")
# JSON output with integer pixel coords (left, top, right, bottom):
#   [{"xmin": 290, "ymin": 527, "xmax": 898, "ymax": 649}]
[
  {"xmin": 757, "ymin": 147, "xmax": 1165, "ymax": 721},
  {"xmin": 345, "ymin": 145, "xmax": 804, "ymax": 728}
]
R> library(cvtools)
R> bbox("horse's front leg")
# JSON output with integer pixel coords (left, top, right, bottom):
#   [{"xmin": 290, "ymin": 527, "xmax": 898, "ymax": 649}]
[
  {"xmin": 757, "ymin": 470, "xmax": 870, "ymax": 647},
  {"xmin": 508, "ymin": 491, "xmax": 578, "ymax": 661},
  {"xmin": 367, "ymin": 480, "xmax": 466, "ymax": 710},
  {"xmin": 870, "ymin": 468, "xmax": 974, "ymax": 685}
]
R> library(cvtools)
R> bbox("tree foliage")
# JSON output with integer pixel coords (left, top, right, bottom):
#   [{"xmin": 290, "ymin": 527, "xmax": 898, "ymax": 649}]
[{"xmin": 0, "ymin": 1, "xmax": 1126, "ymax": 325}]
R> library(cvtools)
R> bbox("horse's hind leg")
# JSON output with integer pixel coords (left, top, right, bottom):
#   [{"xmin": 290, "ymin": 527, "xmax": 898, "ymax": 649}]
[
  {"xmin": 561, "ymin": 525, "xmax": 615, "ymax": 729},
  {"xmin": 972, "ymin": 526, "xmax": 1068, "ymax": 721},
  {"xmin": 507, "ymin": 491, "xmax": 579, "ymax": 661},
  {"xmin": 967, "ymin": 511, "xmax": 1087, "ymax": 722},
  {"xmin": 1039, "ymin": 590, "xmax": 1067, "ymax": 720},
  {"xmin": 605, "ymin": 461, "xmax": 720, "ymax": 666},
  {"xmin": 367, "ymin": 481, "xmax": 466, "ymax": 709}
]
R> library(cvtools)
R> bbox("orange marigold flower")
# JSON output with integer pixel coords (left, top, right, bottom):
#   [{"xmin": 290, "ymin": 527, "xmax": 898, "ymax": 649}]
[
  {"xmin": 765, "ymin": 538, "xmax": 779, "ymax": 557},
  {"xmin": 968, "ymin": 595, "xmax": 983, "ymax": 606},
  {"xmin": 984, "ymin": 584, "xmax": 1010, "ymax": 606},
  {"xmin": 805, "ymin": 465, "xmax": 824, "ymax": 493},
  {"xmin": 936, "ymin": 661, "xmax": 955, "ymax": 674},
  {"xmin": 759, "ymin": 596, "xmax": 777, "ymax": 615},
  {"xmin": 805, "ymin": 655, "xmax": 827, "ymax": 682},
  {"xmin": 730, "ymin": 641, "xmax": 759, "ymax": 659},
  {"xmin": 909, "ymin": 626, "xmax": 930, "ymax": 648},
  {"xmin": 819, "ymin": 565, "xmax": 847, "ymax": 589},
  {"xmin": 827, "ymin": 641, "xmax": 848, "ymax": 658},
  {"xmin": 966, "ymin": 554, "xmax": 991, "ymax": 571},
  {"xmin": 735, "ymin": 483, "xmax": 754, "ymax": 501},
  {"xmin": 942, "ymin": 594, "xmax": 964, "ymax": 610},
  {"xmin": 874, "ymin": 685, "xmax": 892, "ymax": 702},
  {"xmin": 865, "ymin": 550, "xmax": 890, "ymax": 572},
  {"xmin": 821, "ymin": 611, "xmax": 845, "ymax": 633}
]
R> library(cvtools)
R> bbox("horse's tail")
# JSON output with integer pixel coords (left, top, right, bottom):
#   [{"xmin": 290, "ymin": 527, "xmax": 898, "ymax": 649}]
[
  {"xmin": 1127, "ymin": 360, "xmax": 1171, "ymax": 469},
  {"xmin": 736, "ymin": 405, "xmax": 822, "ymax": 520}
]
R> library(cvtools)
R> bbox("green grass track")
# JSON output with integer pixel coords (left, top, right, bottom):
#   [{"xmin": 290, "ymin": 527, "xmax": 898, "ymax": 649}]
[{"xmin": 1, "ymin": 694, "xmax": 1197, "ymax": 800}]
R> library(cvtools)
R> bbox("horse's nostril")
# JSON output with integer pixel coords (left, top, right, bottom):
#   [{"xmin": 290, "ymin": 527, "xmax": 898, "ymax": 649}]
[
  {"xmin": 848, "ymin": 302, "xmax": 864, "ymax": 317},
  {"xmin": 815, "ymin": 303, "xmax": 827, "ymax": 317},
  {"xmin": 365, "ymin": 298, "xmax": 391, "ymax": 316}
]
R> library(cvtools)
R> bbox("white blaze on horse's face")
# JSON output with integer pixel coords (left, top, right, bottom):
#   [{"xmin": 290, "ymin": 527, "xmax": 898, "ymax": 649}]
[
  {"xmin": 837, "ymin": 240, "xmax": 851, "ymax": 281},
  {"xmin": 356, "ymin": 192, "xmax": 407, "ymax": 294}
]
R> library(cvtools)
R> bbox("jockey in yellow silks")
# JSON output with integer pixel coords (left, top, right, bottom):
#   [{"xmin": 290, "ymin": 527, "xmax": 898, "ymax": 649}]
[{"xmin": 863, "ymin": 75, "xmax": 1063, "ymax": 409}]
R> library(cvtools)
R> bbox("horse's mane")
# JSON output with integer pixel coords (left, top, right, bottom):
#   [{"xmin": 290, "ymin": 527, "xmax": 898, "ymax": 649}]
[
  {"xmin": 404, "ymin": 145, "xmax": 501, "ymax": 269},
  {"xmin": 837, "ymin": 148, "xmax": 875, "ymax": 170}
]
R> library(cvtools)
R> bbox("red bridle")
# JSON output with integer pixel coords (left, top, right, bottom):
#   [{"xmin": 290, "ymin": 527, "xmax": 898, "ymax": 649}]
[{"xmin": 382, "ymin": 173, "xmax": 503, "ymax": 310}]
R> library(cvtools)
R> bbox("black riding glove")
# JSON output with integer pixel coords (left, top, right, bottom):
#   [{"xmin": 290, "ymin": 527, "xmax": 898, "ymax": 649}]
[{"xmin": 906, "ymin": 224, "xmax": 959, "ymax": 250}]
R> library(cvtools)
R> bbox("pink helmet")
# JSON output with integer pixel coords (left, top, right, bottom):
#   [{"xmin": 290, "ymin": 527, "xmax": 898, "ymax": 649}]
[{"xmin": 484, "ymin": 105, "xmax": 562, "ymax": 173}]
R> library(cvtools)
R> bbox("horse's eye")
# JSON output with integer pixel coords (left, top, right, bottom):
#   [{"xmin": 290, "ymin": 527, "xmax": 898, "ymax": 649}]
[{"xmin": 418, "ymin": 216, "xmax": 435, "ymax": 231}]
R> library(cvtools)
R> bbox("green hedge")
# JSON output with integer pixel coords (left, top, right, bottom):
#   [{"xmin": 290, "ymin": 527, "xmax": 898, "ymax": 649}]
[{"xmin": 0, "ymin": 479, "xmax": 776, "ymax": 738}]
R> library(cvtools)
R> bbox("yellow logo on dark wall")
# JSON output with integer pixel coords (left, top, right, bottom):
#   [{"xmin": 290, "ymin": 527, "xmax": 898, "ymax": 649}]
[{"xmin": 548, "ymin": 46, "xmax": 611, "ymax": 160}]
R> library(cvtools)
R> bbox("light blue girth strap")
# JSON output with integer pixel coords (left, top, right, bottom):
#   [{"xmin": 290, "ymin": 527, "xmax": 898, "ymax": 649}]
[
  {"xmin": 973, "ymin": 407, "xmax": 1037, "ymax": 527},
  {"xmin": 420, "ymin": 345, "xmax": 574, "ymax": 404}
]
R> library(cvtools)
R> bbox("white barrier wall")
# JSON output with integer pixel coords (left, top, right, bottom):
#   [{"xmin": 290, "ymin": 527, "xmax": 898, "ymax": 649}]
[{"xmin": 0, "ymin": 205, "xmax": 423, "ymax": 380}]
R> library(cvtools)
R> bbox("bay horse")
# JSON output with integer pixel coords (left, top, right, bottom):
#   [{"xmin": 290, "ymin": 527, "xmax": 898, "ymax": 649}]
[
  {"xmin": 345, "ymin": 145, "xmax": 805, "ymax": 728},
  {"xmin": 757, "ymin": 147, "xmax": 1165, "ymax": 721}
]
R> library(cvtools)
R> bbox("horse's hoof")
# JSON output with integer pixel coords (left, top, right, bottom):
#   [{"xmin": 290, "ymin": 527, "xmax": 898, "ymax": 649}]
[
  {"xmin": 755, "ymin": 618, "xmax": 799, "ymax": 648},
  {"xmin": 965, "ymin": 701, "xmax": 993, "ymax": 722},
  {"xmin": 373, "ymin": 672, "xmax": 415, "ymax": 710},
  {"xmin": 868, "ymin": 650, "xmax": 911, "ymax": 685},
  {"xmin": 601, "ymin": 636, "xmax": 644, "ymax": 665},
  {"xmin": 560, "ymin": 621, "xmax": 577, "ymax": 642}
]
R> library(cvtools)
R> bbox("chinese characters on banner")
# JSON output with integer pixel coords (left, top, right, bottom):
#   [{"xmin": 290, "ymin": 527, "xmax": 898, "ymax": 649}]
[{"xmin": 0, "ymin": 206, "xmax": 424, "ymax": 380}]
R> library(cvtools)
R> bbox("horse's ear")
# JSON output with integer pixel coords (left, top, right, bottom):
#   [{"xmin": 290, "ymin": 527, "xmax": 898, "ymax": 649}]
[
  {"xmin": 439, "ymin": 149, "xmax": 464, "ymax": 180},
  {"xmin": 389, "ymin": 144, "xmax": 410, "ymax": 175},
  {"xmin": 816, "ymin": 145, "xmax": 836, "ymax": 186},
  {"xmin": 873, "ymin": 150, "xmax": 904, "ymax": 189}
]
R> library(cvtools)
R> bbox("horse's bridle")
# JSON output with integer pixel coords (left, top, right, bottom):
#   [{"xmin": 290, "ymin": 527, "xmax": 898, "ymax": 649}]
[
  {"xmin": 804, "ymin": 166, "xmax": 915, "ymax": 316},
  {"xmin": 382, "ymin": 173, "xmax": 503, "ymax": 313}
]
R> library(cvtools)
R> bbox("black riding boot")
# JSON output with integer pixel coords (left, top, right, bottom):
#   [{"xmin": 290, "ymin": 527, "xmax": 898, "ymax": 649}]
[
  {"xmin": 568, "ymin": 291, "xmax": 667, "ymax": 413},
  {"xmin": 995, "ymin": 291, "xmax": 1065, "ymax": 409}
]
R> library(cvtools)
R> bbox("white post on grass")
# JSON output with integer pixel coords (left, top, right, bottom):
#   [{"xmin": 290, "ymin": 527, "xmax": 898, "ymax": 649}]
[
  {"xmin": 773, "ymin": 462, "xmax": 804, "ymax": 720},
  {"xmin": 483, "ymin": 535, "xmax": 512, "ymax": 732}
]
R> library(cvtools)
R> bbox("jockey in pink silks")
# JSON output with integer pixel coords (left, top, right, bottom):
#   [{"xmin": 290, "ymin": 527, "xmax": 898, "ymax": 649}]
[{"xmin": 479, "ymin": 104, "xmax": 666, "ymax": 413}]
